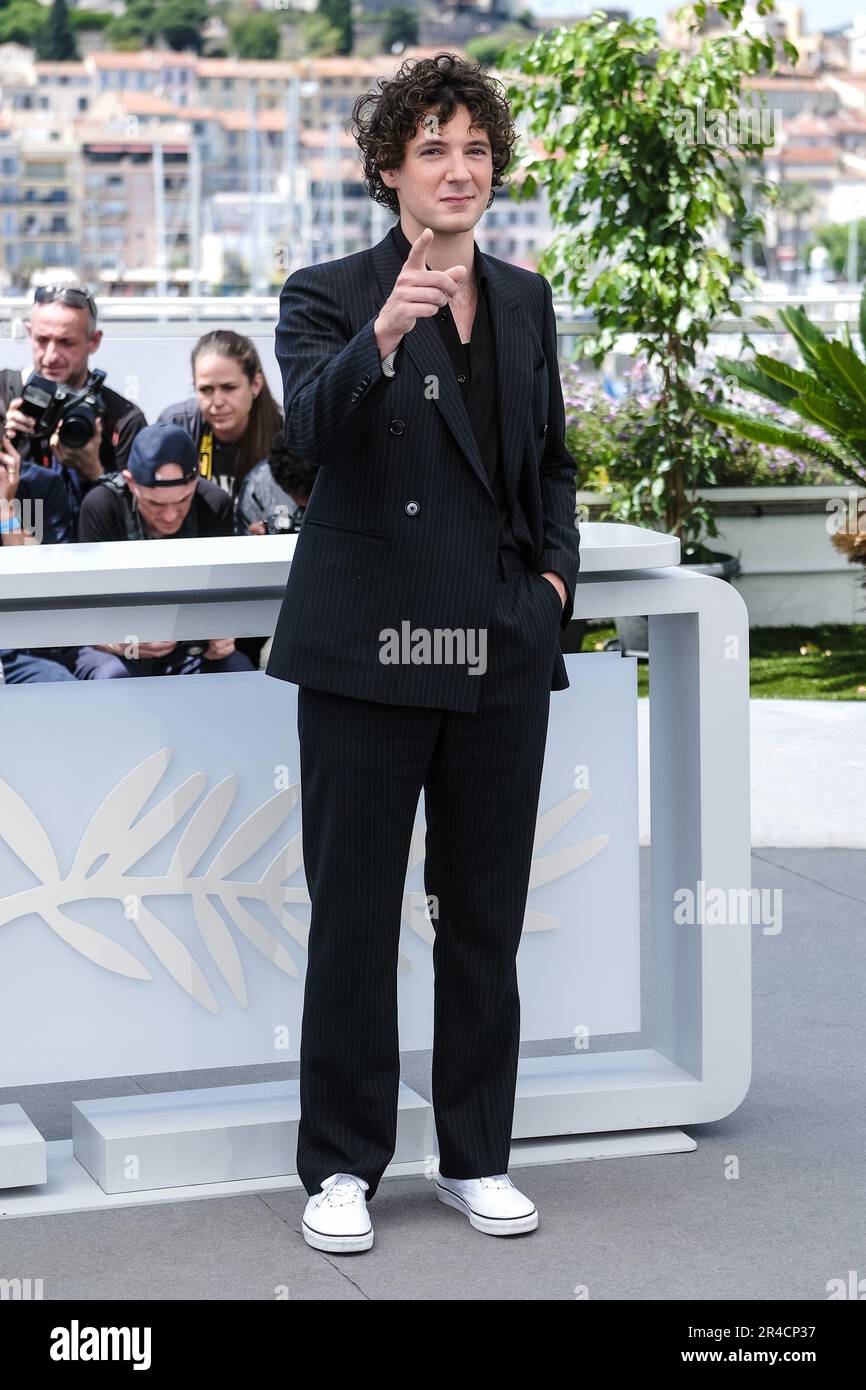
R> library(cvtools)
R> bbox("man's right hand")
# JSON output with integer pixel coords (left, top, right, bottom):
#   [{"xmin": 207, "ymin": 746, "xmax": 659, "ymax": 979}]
[
  {"xmin": 137, "ymin": 641, "xmax": 177, "ymax": 660},
  {"xmin": 96, "ymin": 640, "xmax": 177, "ymax": 660},
  {"xmin": 4, "ymin": 397, "xmax": 36, "ymax": 440},
  {"xmin": 374, "ymin": 227, "xmax": 468, "ymax": 360}
]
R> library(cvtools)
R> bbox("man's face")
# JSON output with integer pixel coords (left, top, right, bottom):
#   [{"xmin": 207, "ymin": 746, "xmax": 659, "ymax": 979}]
[
  {"xmin": 27, "ymin": 304, "xmax": 101, "ymax": 388},
  {"xmin": 382, "ymin": 103, "xmax": 493, "ymax": 235},
  {"xmin": 124, "ymin": 463, "xmax": 197, "ymax": 536}
]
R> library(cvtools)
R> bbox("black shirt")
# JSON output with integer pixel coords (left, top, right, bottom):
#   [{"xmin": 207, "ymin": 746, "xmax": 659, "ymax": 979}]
[
  {"xmin": 78, "ymin": 476, "xmax": 234, "ymax": 542},
  {"xmin": 388, "ymin": 221, "xmax": 526, "ymax": 564}
]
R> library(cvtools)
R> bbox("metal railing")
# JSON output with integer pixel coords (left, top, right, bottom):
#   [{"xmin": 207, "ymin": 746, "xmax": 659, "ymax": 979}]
[{"xmin": 0, "ymin": 290, "xmax": 860, "ymax": 336}]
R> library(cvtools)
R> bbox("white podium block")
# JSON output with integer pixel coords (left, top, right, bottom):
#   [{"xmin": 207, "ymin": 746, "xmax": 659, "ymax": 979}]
[
  {"xmin": 72, "ymin": 1080, "xmax": 432, "ymax": 1194},
  {"xmin": 0, "ymin": 523, "xmax": 753, "ymax": 1216},
  {"xmin": 0, "ymin": 1104, "xmax": 47, "ymax": 1189}
]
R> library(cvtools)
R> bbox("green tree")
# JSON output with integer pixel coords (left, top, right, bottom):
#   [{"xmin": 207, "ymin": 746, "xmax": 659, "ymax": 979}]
[
  {"xmin": 382, "ymin": 6, "xmax": 417, "ymax": 52},
  {"xmin": 302, "ymin": 12, "xmax": 342, "ymax": 56},
  {"xmin": 69, "ymin": 10, "xmax": 113, "ymax": 34},
  {"xmin": 466, "ymin": 27, "xmax": 530, "ymax": 69},
  {"xmin": 0, "ymin": 0, "xmax": 47, "ymax": 46},
  {"xmin": 154, "ymin": 0, "xmax": 209, "ymax": 53},
  {"xmin": 105, "ymin": 0, "xmax": 157, "ymax": 49},
  {"xmin": 810, "ymin": 219, "xmax": 866, "ymax": 282},
  {"xmin": 503, "ymin": 1, "xmax": 789, "ymax": 543},
  {"xmin": 34, "ymin": 0, "xmax": 78, "ymax": 60},
  {"xmin": 228, "ymin": 10, "xmax": 281, "ymax": 59},
  {"xmin": 318, "ymin": 0, "xmax": 352, "ymax": 55}
]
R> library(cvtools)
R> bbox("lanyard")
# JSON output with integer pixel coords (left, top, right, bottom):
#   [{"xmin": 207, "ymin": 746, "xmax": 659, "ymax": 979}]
[{"xmin": 199, "ymin": 430, "xmax": 213, "ymax": 481}]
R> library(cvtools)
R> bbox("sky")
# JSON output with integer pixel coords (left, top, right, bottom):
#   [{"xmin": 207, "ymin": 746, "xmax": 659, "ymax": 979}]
[{"xmin": 540, "ymin": 1, "xmax": 860, "ymax": 34}]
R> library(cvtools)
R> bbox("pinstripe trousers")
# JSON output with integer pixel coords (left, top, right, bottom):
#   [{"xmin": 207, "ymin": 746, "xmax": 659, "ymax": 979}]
[{"xmin": 294, "ymin": 551, "xmax": 563, "ymax": 1201}]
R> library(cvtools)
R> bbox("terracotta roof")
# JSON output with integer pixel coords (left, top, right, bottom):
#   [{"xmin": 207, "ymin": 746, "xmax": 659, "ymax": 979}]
[
  {"xmin": 195, "ymin": 59, "xmax": 298, "ymax": 79},
  {"xmin": 784, "ymin": 113, "xmax": 836, "ymax": 137},
  {"xmin": 778, "ymin": 143, "xmax": 839, "ymax": 163},
  {"xmin": 89, "ymin": 51, "xmax": 197, "ymax": 70},
  {"xmin": 220, "ymin": 108, "xmax": 288, "ymax": 133},
  {"xmin": 742, "ymin": 75, "xmax": 826, "ymax": 90},
  {"xmin": 34, "ymin": 62, "xmax": 88, "ymax": 76},
  {"xmin": 836, "ymin": 110, "xmax": 866, "ymax": 134},
  {"xmin": 299, "ymin": 129, "xmax": 360, "ymax": 149}
]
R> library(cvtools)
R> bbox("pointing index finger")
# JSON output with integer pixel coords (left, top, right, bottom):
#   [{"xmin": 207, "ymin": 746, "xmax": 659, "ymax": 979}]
[{"xmin": 405, "ymin": 227, "xmax": 433, "ymax": 270}]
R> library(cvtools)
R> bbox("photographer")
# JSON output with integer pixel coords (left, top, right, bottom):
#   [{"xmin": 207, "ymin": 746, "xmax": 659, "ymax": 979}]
[
  {"xmin": 0, "ymin": 408, "xmax": 78, "ymax": 684},
  {"xmin": 235, "ymin": 429, "xmax": 317, "ymax": 537},
  {"xmin": 231, "ymin": 430, "xmax": 317, "ymax": 670},
  {"xmin": 74, "ymin": 423, "xmax": 255, "ymax": 679},
  {"xmin": 157, "ymin": 329, "xmax": 282, "ymax": 507},
  {"xmin": 0, "ymin": 282, "xmax": 147, "ymax": 537}
]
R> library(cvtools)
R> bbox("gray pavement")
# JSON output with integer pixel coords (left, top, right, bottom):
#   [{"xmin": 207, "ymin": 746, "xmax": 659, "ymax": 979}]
[{"xmin": 1, "ymin": 846, "xmax": 862, "ymax": 1301}]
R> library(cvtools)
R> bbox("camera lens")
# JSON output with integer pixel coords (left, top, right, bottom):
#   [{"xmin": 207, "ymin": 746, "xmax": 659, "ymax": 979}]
[{"xmin": 59, "ymin": 410, "xmax": 95, "ymax": 449}]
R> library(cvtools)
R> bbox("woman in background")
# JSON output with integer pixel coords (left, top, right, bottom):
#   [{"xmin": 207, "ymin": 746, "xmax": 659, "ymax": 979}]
[
  {"xmin": 158, "ymin": 329, "xmax": 282, "ymax": 508},
  {"xmin": 159, "ymin": 330, "xmax": 284, "ymax": 668}
]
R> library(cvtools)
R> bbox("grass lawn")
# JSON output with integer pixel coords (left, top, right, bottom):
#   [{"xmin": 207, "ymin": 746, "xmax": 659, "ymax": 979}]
[{"xmin": 579, "ymin": 624, "xmax": 866, "ymax": 700}]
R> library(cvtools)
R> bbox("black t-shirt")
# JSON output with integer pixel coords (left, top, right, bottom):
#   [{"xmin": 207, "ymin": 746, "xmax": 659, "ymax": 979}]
[
  {"xmin": 157, "ymin": 397, "xmax": 240, "ymax": 496},
  {"xmin": 78, "ymin": 476, "xmax": 234, "ymax": 542}
]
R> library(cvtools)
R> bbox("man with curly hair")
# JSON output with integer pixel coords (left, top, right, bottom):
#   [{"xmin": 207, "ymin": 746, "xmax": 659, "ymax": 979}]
[{"xmin": 266, "ymin": 51, "xmax": 581, "ymax": 1253}]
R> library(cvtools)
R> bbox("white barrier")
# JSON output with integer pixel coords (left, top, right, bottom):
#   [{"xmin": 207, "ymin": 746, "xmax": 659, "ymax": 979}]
[{"xmin": 0, "ymin": 523, "xmax": 751, "ymax": 1216}]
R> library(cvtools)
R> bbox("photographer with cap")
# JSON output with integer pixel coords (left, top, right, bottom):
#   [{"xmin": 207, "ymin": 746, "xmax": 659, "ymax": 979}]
[
  {"xmin": 74, "ymin": 422, "xmax": 255, "ymax": 679},
  {"xmin": 0, "ymin": 282, "xmax": 147, "ymax": 538}
]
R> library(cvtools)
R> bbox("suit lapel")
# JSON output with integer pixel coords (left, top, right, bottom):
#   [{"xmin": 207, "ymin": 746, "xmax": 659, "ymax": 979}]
[
  {"xmin": 371, "ymin": 230, "xmax": 532, "ymax": 507},
  {"xmin": 480, "ymin": 249, "xmax": 533, "ymax": 510}
]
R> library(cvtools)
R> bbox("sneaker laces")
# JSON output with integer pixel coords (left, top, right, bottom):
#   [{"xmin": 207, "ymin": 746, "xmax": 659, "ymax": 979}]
[
  {"xmin": 479, "ymin": 1174, "xmax": 514, "ymax": 1191},
  {"xmin": 318, "ymin": 1173, "xmax": 368, "ymax": 1206}
]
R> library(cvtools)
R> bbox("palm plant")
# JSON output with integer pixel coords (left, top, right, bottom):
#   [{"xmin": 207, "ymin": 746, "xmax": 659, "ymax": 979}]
[
  {"xmin": 698, "ymin": 287, "xmax": 866, "ymax": 584},
  {"xmin": 698, "ymin": 284, "xmax": 866, "ymax": 489}
]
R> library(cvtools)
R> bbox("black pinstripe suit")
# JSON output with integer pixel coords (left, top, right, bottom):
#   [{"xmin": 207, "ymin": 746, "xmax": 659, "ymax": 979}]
[{"xmin": 266, "ymin": 224, "xmax": 581, "ymax": 1199}]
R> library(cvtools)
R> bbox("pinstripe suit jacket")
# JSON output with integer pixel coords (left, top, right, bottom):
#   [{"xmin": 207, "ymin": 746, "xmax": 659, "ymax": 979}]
[{"xmin": 264, "ymin": 226, "xmax": 581, "ymax": 712}]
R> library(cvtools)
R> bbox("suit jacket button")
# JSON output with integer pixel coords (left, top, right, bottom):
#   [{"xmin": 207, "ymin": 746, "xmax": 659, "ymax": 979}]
[
  {"xmin": 541, "ymin": 423, "xmax": 547, "ymax": 436},
  {"xmin": 389, "ymin": 419, "xmax": 405, "ymax": 435},
  {"xmin": 404, "ymin": 500, "xmax": 420, "ymax": 516}
]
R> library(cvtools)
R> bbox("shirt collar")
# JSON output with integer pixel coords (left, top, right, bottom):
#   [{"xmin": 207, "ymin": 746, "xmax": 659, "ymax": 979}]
[{"xmin": 389, "ymin": 219, "xmax": 487, "ymax": 288}]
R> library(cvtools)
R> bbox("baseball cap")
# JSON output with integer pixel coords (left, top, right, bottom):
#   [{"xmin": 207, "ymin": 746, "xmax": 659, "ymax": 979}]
[{"xmin": 128, "ymin": 424, "xmax": 199, "ymax": 487}]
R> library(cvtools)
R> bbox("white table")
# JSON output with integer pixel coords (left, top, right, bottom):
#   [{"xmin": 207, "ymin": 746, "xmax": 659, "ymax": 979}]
[{"xmin": 0, "ymin": 523, "xmax": 751, "ymax": 1216}]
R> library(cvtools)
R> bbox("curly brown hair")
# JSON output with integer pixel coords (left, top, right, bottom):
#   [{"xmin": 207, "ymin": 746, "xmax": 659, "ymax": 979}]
[{"xmin": 350, "ymin": 52, "xmax": 517, "ymax": 217}]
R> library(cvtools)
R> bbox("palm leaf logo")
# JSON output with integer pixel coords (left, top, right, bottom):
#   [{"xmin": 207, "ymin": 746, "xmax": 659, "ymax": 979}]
[{"xmin": 0, "ymin": 752, "xmax": 609, "ymax": 1010}]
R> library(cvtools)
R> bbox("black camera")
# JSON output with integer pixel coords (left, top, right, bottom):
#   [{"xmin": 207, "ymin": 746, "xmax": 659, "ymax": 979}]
[
  {"xmin": 264, "ymin": 506, "xmax": 304, "ymax": 535},
  {"xmin": 18, "ymin": 368, "xmax": 106, "ymax": 449}
]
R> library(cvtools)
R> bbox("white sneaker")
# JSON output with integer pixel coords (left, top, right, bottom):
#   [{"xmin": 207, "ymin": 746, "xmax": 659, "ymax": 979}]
[
  {"xmin": 302, "ymin": 1172, "xmax": 373, "ymax": 1253},
  {"xmin": 436, "ymin": 1172, "xmax": 538, "ymax": 1235}
]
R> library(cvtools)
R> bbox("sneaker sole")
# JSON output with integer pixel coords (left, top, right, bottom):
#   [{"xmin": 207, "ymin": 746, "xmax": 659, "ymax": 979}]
[
  {"xmin": 302, "ymin": 1219, "xmax": 374, "ymax": 1253},
  {"xmin": 436, "ymin": 1183, "xmax": 539, "ymax": 1235}
]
